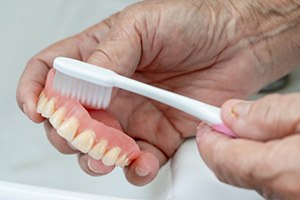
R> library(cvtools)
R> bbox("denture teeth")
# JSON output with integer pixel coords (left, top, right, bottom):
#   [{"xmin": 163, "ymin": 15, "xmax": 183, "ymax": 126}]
[
  {"xmin": 57, "ymin": 117, "xmax": 79, "ymax": 141},
  {"xmin": 36, "ymin": 92, "xmax": 48, "ymax": 114},
  {"xmin": 102, "ymin": 147, "xmax": 121, "ymax": 166},
  {"xmin": 71, "ymin": 130, "xmax": 96, "ymax": 153},
  {"xmin": 42, "ymin": 98, "xmax": 55, "ymax": 118},
  {"xmin": 115, "ymin": 154, "xmax": 128, "ymax": 167},
  {"xmin": 49, "ymin": 107, "xmax": 66, "ymax": 129},
  {"xmin": 88, "ymin": 139, "xmax": 108, "ymax": 160},
  {"xmin": 123, "ymin": 158, "xmax": 130, "ymax": 167}
]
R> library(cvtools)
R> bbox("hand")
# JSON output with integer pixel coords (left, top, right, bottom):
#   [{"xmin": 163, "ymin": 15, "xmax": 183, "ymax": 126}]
[
  {"xmin": 197, "ymin": 93, "xmax": 300, "ymax": 199},
  {"xmin": 16, "ymin": 0, "xmax": 300, "ymax": 186}
]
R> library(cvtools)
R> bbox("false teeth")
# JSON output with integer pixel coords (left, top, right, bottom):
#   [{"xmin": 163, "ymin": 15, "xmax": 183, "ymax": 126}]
[
  {"xmin": 49, "ymin": 107, "xmax": 66, "ymax": 129},
  {"xmin": 115, "ymin": 154, "xmax": 129, "ymax": 167},
  {"xmin": 35, "ymin": 87, "xmax": 139, "ymax": 169},
  {"xmin": 42, "ymin": 98, "xmax": 55, "ymax": 118},
  {"xmin": 57, "ymin": 117, "xmax": 79, "ymax": 141},
  {"xmin": 102, "ymin": 147, "xmax": 121, "ymax": 166},
  {"xmin": 88, "ymin": 139, "xmax": 108, "ymax": 160},
  {"xmin": 71, "ymin": 130, "xmax": 96, "ymax": 153},
  {"xmin": 37, "ymin": 92, "xmax": 48, "ymax": 114}
]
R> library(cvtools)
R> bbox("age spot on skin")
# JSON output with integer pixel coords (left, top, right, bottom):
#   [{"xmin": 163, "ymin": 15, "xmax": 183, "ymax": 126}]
[{"xmin": 37, "ymin": 69, "xmax": 140, "ymax": 167}]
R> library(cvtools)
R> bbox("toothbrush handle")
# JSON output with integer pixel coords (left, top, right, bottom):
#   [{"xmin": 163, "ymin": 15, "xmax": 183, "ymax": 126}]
[{"xmin": 114, "ymin": 75, "xmax": 235, "ymax": 137}]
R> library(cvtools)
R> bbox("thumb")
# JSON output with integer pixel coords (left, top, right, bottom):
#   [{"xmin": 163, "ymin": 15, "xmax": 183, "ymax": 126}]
[
  {"xmin": 221, "ymin": 93, "xmax": 300, "ymax": 140},
  {"xmin": 86, "ymin": 14, "xmax": 142, "ymax": 77}
]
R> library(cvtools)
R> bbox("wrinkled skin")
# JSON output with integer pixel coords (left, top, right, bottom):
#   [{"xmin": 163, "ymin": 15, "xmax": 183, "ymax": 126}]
[
  {"xmin": 16, "ymin": 0, "xmax": 298, "ymax": 186},
  {"xmin": 197, "ymin": 93, "xmax": 300, "ymax": 200}
]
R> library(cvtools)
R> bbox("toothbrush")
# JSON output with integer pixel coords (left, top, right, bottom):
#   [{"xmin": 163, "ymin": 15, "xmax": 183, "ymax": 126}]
[{"xmin": 52, "ymin": 57, "xmax": 235, "ymax": 137}]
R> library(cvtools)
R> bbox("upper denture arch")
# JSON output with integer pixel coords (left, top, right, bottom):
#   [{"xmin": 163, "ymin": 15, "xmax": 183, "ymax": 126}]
[{"xmin": 37, "ymin": 69, "xmax": 140, "ymax": 167}]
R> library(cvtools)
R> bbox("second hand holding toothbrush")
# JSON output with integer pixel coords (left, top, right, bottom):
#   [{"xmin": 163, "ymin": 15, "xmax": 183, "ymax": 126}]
[{"xmin": 53, "ymin": 57, "xmax": 235, "ymax": 137}]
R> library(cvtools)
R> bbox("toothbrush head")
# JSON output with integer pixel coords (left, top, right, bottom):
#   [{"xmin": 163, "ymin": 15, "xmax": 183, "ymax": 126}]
[{"xmin": 52, "ymin": 57, "xmax": 115, "ymax": 109}]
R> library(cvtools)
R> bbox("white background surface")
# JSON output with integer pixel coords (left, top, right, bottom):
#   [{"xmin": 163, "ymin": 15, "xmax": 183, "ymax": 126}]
[{"xmin": 0, "ymin": 0, "xmax": 299, "ymax": 199}]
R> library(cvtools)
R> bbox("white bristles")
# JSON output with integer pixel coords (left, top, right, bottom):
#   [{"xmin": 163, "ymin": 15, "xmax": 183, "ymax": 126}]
[{"xmin": 53, "ymin": 71, "xmax": 112, "ymax": 109}]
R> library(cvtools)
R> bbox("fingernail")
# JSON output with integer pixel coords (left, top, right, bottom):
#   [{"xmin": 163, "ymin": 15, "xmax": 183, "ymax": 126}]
[
  {"xmin": 135, "ymin": 166, "xmax": 150, "ymax": 177},
  {"xmin": 231, "ymin": 102, "xmax": 251, "ymax": 118},
  {"xmin": 87, "ymin": 159, "xmax": 104, "ymax": 174},
  {"xmin": 196, "ymin": 123, "xmax": 211, "ymax": 141}
]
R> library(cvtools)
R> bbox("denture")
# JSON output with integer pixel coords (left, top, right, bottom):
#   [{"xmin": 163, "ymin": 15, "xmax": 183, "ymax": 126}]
[{"xmin": 36, "ymin": 69, "xmax": 140, "ymax": 167}]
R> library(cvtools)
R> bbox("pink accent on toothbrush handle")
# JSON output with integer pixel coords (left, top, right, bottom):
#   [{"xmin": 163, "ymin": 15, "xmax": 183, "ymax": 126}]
[{"xmin": 211, "ymin": 124, "xmax": 236, "ymax": 137}]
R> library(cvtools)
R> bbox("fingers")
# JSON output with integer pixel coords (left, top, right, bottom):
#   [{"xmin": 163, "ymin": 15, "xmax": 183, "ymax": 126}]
[
  {"xmin": 124, "ymin": 151, "xmax": 159, "ymax": 186},
  {"xmin": 123, "ymin": 140, "xmax": 164, "ymax": 186},
  {"xmin": 221, "ymin": 93, "xmax": 300, "ymax": 140},
  {"xmin": 196, "ymin": 123, "xmax": 264, "ymax": 188}
]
